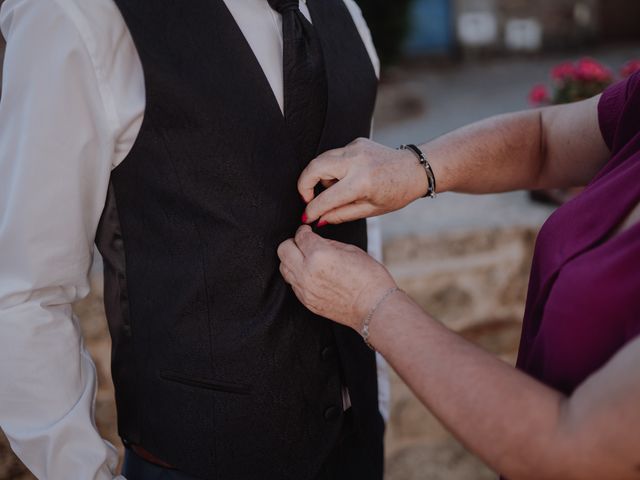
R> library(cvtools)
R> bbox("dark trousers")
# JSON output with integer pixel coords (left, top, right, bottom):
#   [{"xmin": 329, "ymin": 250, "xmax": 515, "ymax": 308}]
[{"xmin": 122, "ymin": 411, "xmax": 366, "ymax": 480}]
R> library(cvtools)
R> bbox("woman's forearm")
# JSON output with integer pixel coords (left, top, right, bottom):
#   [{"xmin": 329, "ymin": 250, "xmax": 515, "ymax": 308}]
[
  {"xmin": 369, "ymin": 293, "xmax": 636, "ymax": 480},
  {"xmin": 278, "ymin": 227, "xmax": 640, "ymax": 478},
  {"xmin": 370, "ymin": 293, "xmax": 566, "ymax": 479},
  {"xmin": 298, "ymin": 96, "xmax": 609, "ymax": 226},
  {"xmin": 422, "ymin": 110, "xmax": 547, "ymax": 194},
  {"xmin": 421, "ymin": 96, "xmax": 609, "ymax": 195}
]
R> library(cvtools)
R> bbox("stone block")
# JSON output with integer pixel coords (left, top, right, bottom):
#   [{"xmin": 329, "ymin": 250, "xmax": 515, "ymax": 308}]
[{"xmin": 384, "ymin": 226, "xmax": 536, "ymax": 332}]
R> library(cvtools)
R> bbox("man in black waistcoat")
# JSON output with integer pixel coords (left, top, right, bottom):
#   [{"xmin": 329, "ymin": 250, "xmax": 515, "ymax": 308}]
[{"xmin": 0, "ymin": 0, "xmax": 384, "ymax": 479}]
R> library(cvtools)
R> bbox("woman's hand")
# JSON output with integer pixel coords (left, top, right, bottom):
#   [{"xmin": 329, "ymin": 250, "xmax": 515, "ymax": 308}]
[
  {"xmin": 277, "ymin": 225, "xmax": 397, "ymax": 330},
  {"xmin": 299, "ymin": 138, "xmax": 428, "ymax": 226}
]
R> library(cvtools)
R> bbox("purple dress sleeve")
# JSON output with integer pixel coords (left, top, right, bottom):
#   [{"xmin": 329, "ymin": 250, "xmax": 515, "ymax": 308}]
[{"xmin": 598, "ymin": 71, "xmax": 640, "ymax": 153}]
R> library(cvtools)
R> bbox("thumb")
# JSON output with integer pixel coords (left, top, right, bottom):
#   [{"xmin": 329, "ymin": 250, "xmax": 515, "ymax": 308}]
[{"xmin": 294, "ymin": 225, "xmax": 325, "ymax": 256}]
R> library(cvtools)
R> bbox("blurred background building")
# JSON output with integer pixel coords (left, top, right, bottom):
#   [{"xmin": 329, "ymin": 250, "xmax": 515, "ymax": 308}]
[
  {"xmin": 1, "ymin": 0, "xmax": 639, "ymax": 479},
  {"xmin": 360, "ymin": 0, "xmax": 640, "ymax": 63}
]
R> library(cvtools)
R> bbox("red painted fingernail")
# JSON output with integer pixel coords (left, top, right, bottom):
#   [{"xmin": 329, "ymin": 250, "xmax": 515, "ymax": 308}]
[
  {"xmin": 302, "ymin": 212, "xmax": 308, "ymax": 224},
  {"xmin": 317, "ymin": 220, "xmax": 328, "ymax": 228}
]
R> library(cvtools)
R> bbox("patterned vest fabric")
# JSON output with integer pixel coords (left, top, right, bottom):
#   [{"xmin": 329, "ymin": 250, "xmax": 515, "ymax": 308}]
[{"xmin": 95, "ymin": 1, "xmax": 383, "ymax": 478}]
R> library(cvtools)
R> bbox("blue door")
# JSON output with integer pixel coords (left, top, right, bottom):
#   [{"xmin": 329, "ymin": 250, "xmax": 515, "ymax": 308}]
[{"xmin": 404, "ymin": 0, "xmax": 454, "ymax": 55}]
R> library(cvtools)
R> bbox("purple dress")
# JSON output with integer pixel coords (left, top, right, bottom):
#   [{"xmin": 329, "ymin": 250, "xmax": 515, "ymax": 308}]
[{"xmin": 516, "ymin": 71, "xmax": 640, "ymax": 395}]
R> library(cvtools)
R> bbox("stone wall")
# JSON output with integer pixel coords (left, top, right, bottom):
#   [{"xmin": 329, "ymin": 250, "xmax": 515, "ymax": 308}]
[
  {"xmin": 383, "ymin": 226, "xmax": 536, "ymax": 480},
  {"xmin": 1, "ymin": 225, "xmax": 537, "ymax": 479}
]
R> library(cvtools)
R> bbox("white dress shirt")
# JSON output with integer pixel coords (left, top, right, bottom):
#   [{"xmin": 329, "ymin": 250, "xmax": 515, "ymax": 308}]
[{"xmin": 0, "ymin": 0, "xmax": 386, "ymax": 478}]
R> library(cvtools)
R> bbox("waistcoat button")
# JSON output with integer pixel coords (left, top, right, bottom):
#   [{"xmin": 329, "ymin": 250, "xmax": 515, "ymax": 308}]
[{"xmin": 324, "ymin": 405, "xmax": 341, "ymax": 422}]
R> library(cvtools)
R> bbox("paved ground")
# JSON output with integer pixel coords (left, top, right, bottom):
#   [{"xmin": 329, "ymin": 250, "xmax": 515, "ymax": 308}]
[{"xmin": 373, "ymin": 43, "xmax": 640, "ymax": 242}]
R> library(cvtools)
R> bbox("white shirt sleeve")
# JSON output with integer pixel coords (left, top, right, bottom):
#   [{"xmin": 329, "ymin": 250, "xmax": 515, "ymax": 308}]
[{"xmin": 0, "ymin": 0, "xmax": 124, "ymax": 478}]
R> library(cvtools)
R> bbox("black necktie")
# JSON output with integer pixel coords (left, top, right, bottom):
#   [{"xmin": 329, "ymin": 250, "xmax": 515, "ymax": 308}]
[{"xmin": 267, "ymin": 0, "xmax": 328, "ymax": 164}]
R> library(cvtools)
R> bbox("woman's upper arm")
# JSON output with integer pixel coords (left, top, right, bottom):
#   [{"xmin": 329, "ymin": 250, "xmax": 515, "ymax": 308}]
[{"xmin": 539, "ymin": 94, "xmax": 611, "ymax": 188}]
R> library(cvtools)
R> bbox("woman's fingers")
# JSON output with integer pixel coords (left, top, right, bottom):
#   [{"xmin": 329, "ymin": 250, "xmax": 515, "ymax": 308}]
[
  {"xmin": 279, "ymin": 262, "xmax": 293, "ymax": 285},
  {"xmin": 320, "ymin": 178, "xmax": 338, "ymax": 189},
  {"xmin": 278, "ymin": 224, "xmax": 398, "ymax": 329},
  {"xmin": 293, "ymin": 225, "xmax": 323, "ymax": 256},
  {"xmin": 298, "ymin": 149, "xmax": 348, "ymax": 203},
  {"xmin": 303, "ymin": 178, "xmax": 362, "ymax": 224},
  {"xmin": 277, "ymin": 238, "xmax": 304, "ymax": 284},
  {"xmin": 317, "ymin": 201, "xmax": 374, "ymax": 226}
]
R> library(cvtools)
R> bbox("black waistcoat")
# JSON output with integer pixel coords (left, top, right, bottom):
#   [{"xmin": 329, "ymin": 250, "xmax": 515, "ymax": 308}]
[{"xmin": 96, "ymin": 1, "xmax": 382, "ymax": 478}]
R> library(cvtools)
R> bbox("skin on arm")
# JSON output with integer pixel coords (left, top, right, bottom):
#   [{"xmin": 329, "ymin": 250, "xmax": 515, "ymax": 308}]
[
  {"xmin": 277, "ymin": 226, "xmax": 640, "ymax": 480},
  {"xmin": 300, "ymin": 95, "xmax": 611, "ymax": 225},
  {"xmin": 371, "ymin": 294, "xmax": 640, "ymax": 480}
]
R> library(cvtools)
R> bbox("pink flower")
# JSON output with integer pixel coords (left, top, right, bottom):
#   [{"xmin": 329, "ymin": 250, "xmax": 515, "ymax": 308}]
[
  {"xmin": 551, "ymin": 62, "xmax": 577, "ymax": 81},
  {"xmin": 574, "ymin": 58, "xmax": 612, "ymax": 83},
  {"xmin": 621, "ymin": 59, "xmax": 640, "ymax": 78},
  {"xmin": 528, "ymin": 84, "xmax": 550, "ymax": 106}
]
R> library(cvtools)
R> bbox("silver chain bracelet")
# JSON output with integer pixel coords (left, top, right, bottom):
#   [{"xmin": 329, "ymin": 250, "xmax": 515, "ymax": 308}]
[{"xmin": 361, "ymin": 287, "xmax": 402, "ymax": 350}]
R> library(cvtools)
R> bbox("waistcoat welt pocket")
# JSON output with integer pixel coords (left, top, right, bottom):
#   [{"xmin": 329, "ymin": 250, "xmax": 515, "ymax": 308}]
[{"xmin": 159, "ymin": 370, "xmax": 252, "ymax": 395}]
